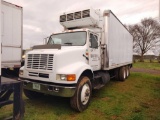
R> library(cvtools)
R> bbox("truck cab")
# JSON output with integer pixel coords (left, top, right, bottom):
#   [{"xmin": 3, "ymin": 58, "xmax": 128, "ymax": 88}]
[
  {"xmin": 20, "ymin": 28, "xmax": 102, "ymax": 82},
  {"xmin": 46, "ymin": 28, "xmax": 101, "ymax": 72},
  {"xmin": 20, "ymin": 28, "xmax": 102, "ymax": 111}
]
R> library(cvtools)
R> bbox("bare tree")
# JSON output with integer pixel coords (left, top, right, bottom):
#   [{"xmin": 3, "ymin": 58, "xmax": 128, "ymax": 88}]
[{"xmin": 128, "ymin": 18, "xmax": 160, "ymax": 62}]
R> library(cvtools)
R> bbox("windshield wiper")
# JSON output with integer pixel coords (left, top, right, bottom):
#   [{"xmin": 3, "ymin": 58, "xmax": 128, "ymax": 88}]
[{"xmin": 64, "ymin": 42, "xmax": 73, "ymax": 45}]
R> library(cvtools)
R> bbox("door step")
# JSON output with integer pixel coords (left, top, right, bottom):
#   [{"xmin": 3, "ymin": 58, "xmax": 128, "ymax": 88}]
[
  {"xmin": 93, "ymin": 84, "xmax": 104, "ymax": 89},
  {"xmin": 93, "ymin": 75, "xmax": 105, "ymax": 89}
]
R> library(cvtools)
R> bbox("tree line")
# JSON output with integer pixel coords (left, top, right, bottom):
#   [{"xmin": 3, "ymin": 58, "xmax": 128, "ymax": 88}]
[{"xmin": 127, "ymin": 18, "xmax": 160, "ymax": 62}]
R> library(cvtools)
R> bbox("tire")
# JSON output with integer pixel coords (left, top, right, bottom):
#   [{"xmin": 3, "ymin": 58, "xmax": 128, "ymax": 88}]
[
  {"xmin": 119, "ymin": 67, "xmax": 126, "ymax": 81},
  {"xmin": 70, "ymin": 76, "xmax": 92, "ymax": 112},
  {"xmin": 23, "ymin": 89, "xmax": 44, "ymax": 99}
]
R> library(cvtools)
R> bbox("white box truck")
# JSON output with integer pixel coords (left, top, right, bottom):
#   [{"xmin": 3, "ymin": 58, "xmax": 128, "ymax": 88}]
[
  {"xmin": 0, "ymin": 1, "xmax": 24, "ymax": 119},
  {"xmin": 1, "ymin": 0, "xmax": 22, "ymax": 74},
  {"xmin": 19, "ymin": 8, "xmax": 133, "ymax": 112}
]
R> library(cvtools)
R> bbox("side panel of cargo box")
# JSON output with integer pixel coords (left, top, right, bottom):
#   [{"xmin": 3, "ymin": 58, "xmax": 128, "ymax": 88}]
[
  {"xmin": 1, "ymin": 1, "xmax": 22, "ymax": 68},
  {"xmin": 104, "ymin": 11, "xmax": 133, "ymax": 70}
]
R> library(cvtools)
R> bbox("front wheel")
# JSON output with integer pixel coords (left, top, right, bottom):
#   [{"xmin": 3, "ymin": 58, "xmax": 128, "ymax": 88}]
[{"xmin": 70, "ymin": 76, "xmax": 92, "ymax": 112}]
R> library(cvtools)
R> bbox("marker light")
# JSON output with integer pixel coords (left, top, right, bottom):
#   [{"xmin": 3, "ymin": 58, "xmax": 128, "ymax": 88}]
[
  {"xmin": 57, "ymin": 74, "xmax": 76, "ymax": 81},
  {"xmin": 67, "ymin": 74, "xmax": 76, "ymax": 81}
]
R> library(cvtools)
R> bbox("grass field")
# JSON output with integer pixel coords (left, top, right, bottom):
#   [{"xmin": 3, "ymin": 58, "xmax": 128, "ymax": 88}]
[
  {"xmin": 0, "ymin": 62, "xmax": 160, "ymax": 120},
  {"xmin": 133, "ymin": 62, "xmax": 160, "ymax": 70}
]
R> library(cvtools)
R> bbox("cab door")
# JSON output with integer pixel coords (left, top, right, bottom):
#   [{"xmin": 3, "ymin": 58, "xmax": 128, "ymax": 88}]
[{"xmin": 88, "ymin": 32, "xmax": 101, "ymax": 71}]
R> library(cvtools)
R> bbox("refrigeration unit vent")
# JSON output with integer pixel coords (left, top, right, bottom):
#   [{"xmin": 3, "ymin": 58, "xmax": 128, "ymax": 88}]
[
  {"xmin": 74, "ymin": 11, "xmax": 81, "ymax": 19},
  {"xmin": 67, "ymin": 13, "xmax": 74, "ymax": 21},
  {"xmin": 82, "ymin": 9, "xmax": 90, "ymax": 18},
  {"xmin": 60, "ymin": 15, "xmax": 66, "ymax": 22}
]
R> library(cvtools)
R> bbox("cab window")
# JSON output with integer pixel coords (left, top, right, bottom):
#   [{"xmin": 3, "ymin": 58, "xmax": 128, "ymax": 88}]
[{"xmin": 89, "ymin": 33, "xmax": 98, "ymax": 49}]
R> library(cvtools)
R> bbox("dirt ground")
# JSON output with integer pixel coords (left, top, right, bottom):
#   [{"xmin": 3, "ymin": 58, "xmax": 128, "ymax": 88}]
[{"xmin": 131, "ymin": 68, "xmax": 160, "ymax": 75}]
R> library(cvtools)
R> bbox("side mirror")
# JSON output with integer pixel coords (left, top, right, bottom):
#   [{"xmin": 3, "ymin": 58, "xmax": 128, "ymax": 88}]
[
  {"xmin": 43, "ymin": 37, "xmax": 49, "ymax": 44},
  {"xmin": 89, "ymin": 34, "xmax": 98, "ymax": 49}
]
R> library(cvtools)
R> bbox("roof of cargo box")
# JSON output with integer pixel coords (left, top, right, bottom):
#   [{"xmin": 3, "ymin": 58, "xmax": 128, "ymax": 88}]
[
  {"xmin": 104, "ymin": 10, "xmax": 132, "ymax": 36},
  {"xmin": 2, "ymin": 0, "xmax": 22, "ymax": 8}
]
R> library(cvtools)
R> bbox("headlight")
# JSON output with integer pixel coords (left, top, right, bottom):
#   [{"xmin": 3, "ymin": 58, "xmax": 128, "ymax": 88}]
[
  {"xmin": 56, "ymin": 74, "xmax": 76, "ymax": 81},
  {"xmin": 19, "ymin": 70, "xmax": 23, "ymax": 75},
  {"xmin": 60, "ymin": 74, "xmax": 67, "ymax": 80}
]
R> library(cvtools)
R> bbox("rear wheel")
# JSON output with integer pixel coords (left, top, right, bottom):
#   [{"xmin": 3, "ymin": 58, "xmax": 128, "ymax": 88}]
[
  {"xmin": 23, "ymin": 89, "xmax": 44, "ymax": 99},
  {"xmin": 119, "ymin": 67, "xmax": 126, "ymax": 81},
  {"xmin": 70, "ymin": 76, "xmax": 92, "ymax": 112}
]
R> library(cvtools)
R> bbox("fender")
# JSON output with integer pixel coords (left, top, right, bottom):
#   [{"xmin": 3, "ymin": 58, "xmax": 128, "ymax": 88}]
[{"xmin": 56, "ymin": 62, "xmax": 93, "ymax": 83}]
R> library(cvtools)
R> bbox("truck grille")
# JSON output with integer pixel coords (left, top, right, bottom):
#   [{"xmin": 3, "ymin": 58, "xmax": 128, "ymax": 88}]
[{"xmin": 27, "ymin": 54, "xmax": 54, "ymax": 70}]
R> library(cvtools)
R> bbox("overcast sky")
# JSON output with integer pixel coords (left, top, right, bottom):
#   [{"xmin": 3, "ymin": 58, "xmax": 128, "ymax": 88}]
[{"xmin": 4, "ymin": 0, "xmax": 159, "ymax": 49}]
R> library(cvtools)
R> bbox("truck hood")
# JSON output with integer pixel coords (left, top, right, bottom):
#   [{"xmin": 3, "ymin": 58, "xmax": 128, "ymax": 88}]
[
  {"xmin": 26, "ymin": 46, "xmax": 88, "ymax": 77},
  {"xmin": 27, "ymin": 46, "xmax": 87, "ymax": 55}
]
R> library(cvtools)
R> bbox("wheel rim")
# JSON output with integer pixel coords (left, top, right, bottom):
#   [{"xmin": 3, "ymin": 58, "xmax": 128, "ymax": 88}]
[{"xmin": 81, "ymin": 83, "xmax": 90, "ymax": 105}]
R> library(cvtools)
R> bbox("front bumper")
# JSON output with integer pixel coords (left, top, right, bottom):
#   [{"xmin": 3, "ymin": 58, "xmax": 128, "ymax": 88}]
[{"xmin": 19, "ymin": 78, "xmax": 76, "ymax": 97}]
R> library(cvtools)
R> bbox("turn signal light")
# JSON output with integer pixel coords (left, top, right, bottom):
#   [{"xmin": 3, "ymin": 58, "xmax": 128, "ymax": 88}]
[{"xmin": 67, "ymin": 74, "xmax": 76, "ymax": 81}]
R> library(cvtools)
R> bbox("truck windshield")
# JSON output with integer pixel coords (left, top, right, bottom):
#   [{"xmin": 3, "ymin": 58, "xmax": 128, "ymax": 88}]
[{"xmin": 48, "ymin": 32, "xmax": 86, "ymax": 46}]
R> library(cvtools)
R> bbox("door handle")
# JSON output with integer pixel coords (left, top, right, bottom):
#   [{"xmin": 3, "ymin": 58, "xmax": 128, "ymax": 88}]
[{"xmin": 83, "ymin": 54, "xmax": 89, "ymax": 60}]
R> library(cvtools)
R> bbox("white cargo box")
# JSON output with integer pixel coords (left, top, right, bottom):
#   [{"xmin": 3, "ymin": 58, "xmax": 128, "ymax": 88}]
[
  {"xmin": 1, "ymin": 1, "xmax": 22, "ymax": 68},
  {"xmin": 60, "ymin": 8, "xmax": 100, "ymax": 28},
  {"xmin": 103, "ymin": 10, "xmax": 133, "ymax": 70}
]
